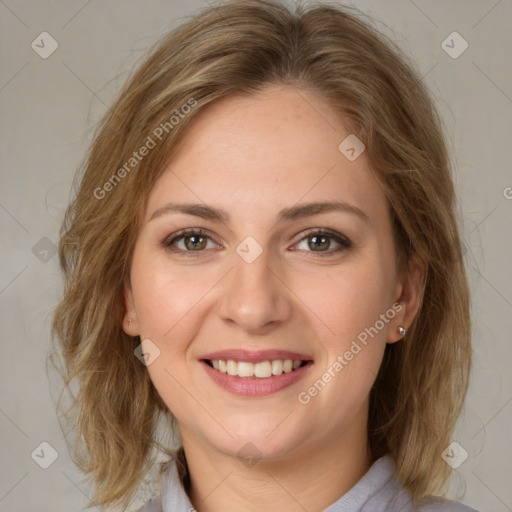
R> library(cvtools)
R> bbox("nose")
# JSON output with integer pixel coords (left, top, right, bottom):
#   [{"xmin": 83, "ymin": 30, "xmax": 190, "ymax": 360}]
[{"xmin": 216, "ymin": 246, "xmax": 293, "ymax": 335}]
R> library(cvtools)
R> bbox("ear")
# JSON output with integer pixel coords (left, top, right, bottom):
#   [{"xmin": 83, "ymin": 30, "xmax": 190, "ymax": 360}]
[
  {"xmin": 388, "ymin": 254, "xmax": 425, "ymax": 344},
  {"xmin": 122, "ymin": 280, "xmax": 140, "ymax": 337}
]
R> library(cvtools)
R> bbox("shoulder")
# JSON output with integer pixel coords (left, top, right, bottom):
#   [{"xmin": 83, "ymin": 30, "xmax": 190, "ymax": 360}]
[
  {"xmin": 329, "ymin": 454, "xmax": 480, "ymax": 512},
  {"xmin": 134, "ymin": 497, "xmax": 163, "ymax": 512},
  {"xmin": 135, "ymin": 452, "xmax": 194, "ymax": 512},
  {"xmin": 416, "ymin": 496, "xmax": 480, "ymax": 512}
]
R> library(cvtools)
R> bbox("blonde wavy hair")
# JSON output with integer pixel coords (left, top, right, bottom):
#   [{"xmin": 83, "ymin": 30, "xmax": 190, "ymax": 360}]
[{"xmin": 49, "ymin": 0, "xmax": 471, "ymax": 509}]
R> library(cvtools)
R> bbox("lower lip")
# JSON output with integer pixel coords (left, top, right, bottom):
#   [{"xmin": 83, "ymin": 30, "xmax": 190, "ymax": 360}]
[{"xmin": 200, "ymin": 360, "xmax": 313, "ymax": 397}]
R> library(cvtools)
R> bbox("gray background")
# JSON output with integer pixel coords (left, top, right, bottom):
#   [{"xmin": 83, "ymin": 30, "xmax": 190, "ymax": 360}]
[{"xmin": 1, "ymin": 0, "xmax": 511, "ymax": 510}]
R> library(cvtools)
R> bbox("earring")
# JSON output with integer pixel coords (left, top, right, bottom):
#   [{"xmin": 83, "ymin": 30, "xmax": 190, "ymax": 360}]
[
  {"xmin": 128, "ymin": 318, "xmax": 132, "ymax": 325},
  {"xmin": 397, "ymin": 326, "xmax": 406, "ymax": 336}
]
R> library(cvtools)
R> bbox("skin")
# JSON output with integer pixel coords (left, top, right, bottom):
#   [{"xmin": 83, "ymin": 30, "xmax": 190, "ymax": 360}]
[{"xmin": 123, "ymin": 84, "xmax": 424, "ymax": 512}]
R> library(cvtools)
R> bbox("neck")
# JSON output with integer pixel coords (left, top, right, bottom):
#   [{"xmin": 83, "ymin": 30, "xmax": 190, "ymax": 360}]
[{"xmin": 178, "ymin": 410, "xmax": 373, "ymax": 512}]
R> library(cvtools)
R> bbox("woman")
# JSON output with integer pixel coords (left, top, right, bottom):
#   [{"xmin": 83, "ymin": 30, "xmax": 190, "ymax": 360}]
[{"xmin": 50, "ymin": 1, "xmax": 478, "ymax": 510}]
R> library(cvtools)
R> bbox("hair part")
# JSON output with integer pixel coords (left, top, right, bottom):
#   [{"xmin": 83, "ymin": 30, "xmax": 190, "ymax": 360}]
[{"xmin": 49, "ymin": 0, "xmax": 471, "ymax": 509}]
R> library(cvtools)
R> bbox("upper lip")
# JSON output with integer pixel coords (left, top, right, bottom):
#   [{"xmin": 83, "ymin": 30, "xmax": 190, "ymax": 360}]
[{"xmin": 200, "ymin": 349, "xmax": 313, "ymax": 363}]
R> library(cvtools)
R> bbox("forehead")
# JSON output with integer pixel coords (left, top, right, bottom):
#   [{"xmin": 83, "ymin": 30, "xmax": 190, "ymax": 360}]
[{"xmin": 144, "ymin": 85, "xmax": 387, "ymax": 226}]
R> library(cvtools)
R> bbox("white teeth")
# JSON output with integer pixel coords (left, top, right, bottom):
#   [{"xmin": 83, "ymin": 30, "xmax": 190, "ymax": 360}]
[
  {"xmin": 226, "ymin": 360, "xmax": 238, "ymax": 376},
  {"xmin": 254, "ymin": 361, "xmax": 272, "ymax": 378},
  {"xmin": 208, "ymin": 359, "xmax": 305, "ymax": 378},
  {"xmin": 271, "ymin": 360, "xmax": 283, "ymax": 375},
  {"xmin": 237, "ymin": 361, "xmax": 254, "ymax": 377}
]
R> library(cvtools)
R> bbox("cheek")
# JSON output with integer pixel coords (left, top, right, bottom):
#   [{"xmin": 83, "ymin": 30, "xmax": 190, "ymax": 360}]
[
  {"xmin": 350, "ymin": 262, "xmax": 394, "ymax": 334},
  {"xmin": 298, "ymin": 260, "xmax": 392, "ymax": 418},
  {"xmin": 294, "ymin": 254, "xmax": 395, "ymax": 350},
  {"xmin": 318, "ymin": 256, "xmax": 394, "ymax": 403},
  {"xmin": 130, "ymin": 257, "xmax": 206, "ymax": 412},
  {"xmin": 131, "ymin": 248, "xmax": 207, "ymax": 338}
]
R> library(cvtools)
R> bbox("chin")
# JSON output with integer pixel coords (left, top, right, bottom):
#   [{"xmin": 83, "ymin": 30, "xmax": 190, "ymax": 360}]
[{"xmin": 200, "ymin": 418, "xmax": 309, "ymax": 463}]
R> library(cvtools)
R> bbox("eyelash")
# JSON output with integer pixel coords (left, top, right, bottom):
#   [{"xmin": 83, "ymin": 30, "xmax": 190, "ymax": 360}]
[{"xmin": 162, "ymin": 228, "xmax": 352, "ymax": 257}]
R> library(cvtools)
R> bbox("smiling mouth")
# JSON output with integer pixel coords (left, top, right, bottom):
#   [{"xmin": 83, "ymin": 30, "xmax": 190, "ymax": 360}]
[{"xmin": 203, "ymin": 359, "xmax": 310, "ymax": 378}]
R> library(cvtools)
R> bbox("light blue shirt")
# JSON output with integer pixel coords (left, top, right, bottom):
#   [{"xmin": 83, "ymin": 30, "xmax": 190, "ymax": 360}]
[{"xmin": 137, "ymin": 454, "xmax": 479, "ymax": 511}]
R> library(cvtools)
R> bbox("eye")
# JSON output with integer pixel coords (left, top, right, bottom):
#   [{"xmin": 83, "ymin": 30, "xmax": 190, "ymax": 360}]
[
  {"xmin": 294, "ymin": 229, "xmax": 352, "ymax": 255},
  {"xmin": 162, "ymin": 227, "xmax": 352, "ymax": 257},
  {"xmin": 163, "ymin": 228, "xmax": 219, "ymax": 255}
]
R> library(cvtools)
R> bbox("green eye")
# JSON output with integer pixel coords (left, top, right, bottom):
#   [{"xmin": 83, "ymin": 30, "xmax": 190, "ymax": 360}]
[
  {"xmin": 180, "ymin": 234, "xmax": 208, "ymax": 251},
  {"xmin": 295, "ymin": 229, "xmax": 352, "ymax": 253},
  {"xmin": 164, "ymin": 228, "xmax": 216, "ymax": 253},
  {"xmin": 163, "ymin": 228, "xmax": 352, "ymax": 257}
]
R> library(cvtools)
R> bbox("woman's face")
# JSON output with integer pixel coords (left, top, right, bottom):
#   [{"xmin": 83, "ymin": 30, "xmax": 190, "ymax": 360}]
[{"xmin": 124, "ymin": 85, "xmax": 417, "ymax": 463}]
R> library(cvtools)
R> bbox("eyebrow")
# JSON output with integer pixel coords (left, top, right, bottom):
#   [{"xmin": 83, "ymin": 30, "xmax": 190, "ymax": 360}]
[{"xmin": 149, "ymin": 200, "xmax": 369, "ymax": 225}]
